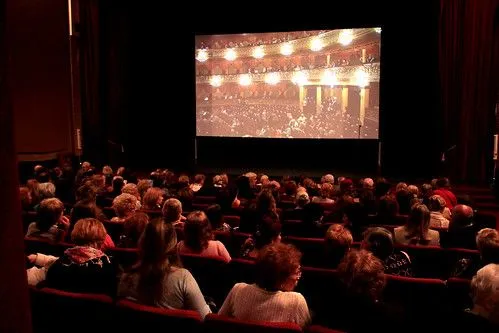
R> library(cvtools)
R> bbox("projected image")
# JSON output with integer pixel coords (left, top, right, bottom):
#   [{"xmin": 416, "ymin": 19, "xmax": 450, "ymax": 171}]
[{"xmin": 195, "ymin": 28, "xmax": 380, "ymax": 139}]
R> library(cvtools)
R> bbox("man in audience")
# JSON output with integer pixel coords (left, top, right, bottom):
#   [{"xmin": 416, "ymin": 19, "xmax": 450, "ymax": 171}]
[
  {"xmin": 162, "ymin": 198, "xmax": 185, "ymax": 228},
  {"xmin": 429, "ymin": 195, "xmax": 450, "ymax": 229},
  {"xmin": 433, "ymin": 177, "xmax": 457, "ymax": 209},
  {"xmin": 443, "ymin": 204, "xmax": 477, "ymax": 249},
  {"xmin": 26, "ymin": 198, "xmax": 70, "ymax": 242}
]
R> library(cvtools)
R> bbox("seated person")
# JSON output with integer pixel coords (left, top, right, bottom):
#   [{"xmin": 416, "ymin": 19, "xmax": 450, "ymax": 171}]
[
  {"xmin": 26, "ymin": 198, "xmax": 70, "ymax": 242},
  {"xmin": 162, "ymin": 198, "xmax": 185, "ymax": 228},
  {"xmin": 452, "ymin": 228, "xmax": 499, "ymax": 278},
  {"xmin": 428, "ymin": 195, "xmax": 450, "ymax": 229},
  {"xmin": 376, "ymin": 195, "xmax": 400, "ymax": 225},
  {"xmin": 189, "ymin": 174, "xmax": 205, "ymax": 193},
  {"xmin": 26, "ymin": 252, "xmax": 58, "ymax": 286},
  {"xmin": 118, "ymin": 212, "xmax": 149, "ymax": 248},
  {"xmin": 323, "ymin": 223, "xmax": 353, "ymax": 268},
  {"xmin": 312, "ymin": 182, "xmax": 335, "ymax": 204},
  {"xmin": 118, "ymin": 218, "xmax": 211, "ymax": 318},
  {"xmin": 70, "ymin": 201, "xmax": 115, "ymax": 249},
  {"xmin": 45, "ymin": 218, "xmax": 116, "ymax": 295},
  {"xmin": 111, "ymin": 193, "xmax": 139, "ymax": 223},
  {"xmin": 219, "ymin": 243, "xmax": 310, "ymax": 327},
  {"xmin": 362, "ymin": 227, "xmax": 413, "ymax": 277},
  {"xmin": 206, "ymin": 204, "xmax": 231, "ymax": 232},
  {"xmin": 394, "ymin": 204, "xmax": 440, "ymax": 246},
  {"xmin": 141, "ymin": 187, "xmax": 164, "ymax": 210},
  {"xmin": 177, "ymin": 211, "xmax": 231, "ymax": 263},
  {"xmin": 444, "ymin": 204, "xmax": 477, "ymax": 249},
  {"xmin": 240, "ymin": 218, "xmax": 282, "ymax": 259}
]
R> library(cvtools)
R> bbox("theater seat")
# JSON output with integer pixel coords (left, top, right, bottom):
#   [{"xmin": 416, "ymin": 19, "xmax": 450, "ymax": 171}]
[
  {"xmin": 204, "ymin": 314, "xmax": 303, "ymax": 333},
  {"xmin": 283, "ymin": 236, "xmax": 326, "ymax": 267},
  {"xmin": 102, "ymin": 220, "xmax": 124, "ymax": 243},
  {"xmin": 447, "ymin": 277, "xmax": 472, "ymax": 311},
  {"xmin": 30, "ymin": 287, "xmax": 113, "ymax": 333},
  {"xmin": 24, "ymin": 237, "xmax": 72, "ymax": 256},
  {"xmin": 228, "ymin": 258, "xmax": 257, "ymax": 285},
  {"xmin": 193, "ymin": 195, "xmax": 217, "ymax": 204},
  {"xmin": 394, "ymin": 244, "xmax": 449, "ymax": 278},
  {"xmin": 106, "ymin": 247, "xmax": 139, "ymax": 270},
  {"xmin": 306, "ymin": 325, "xmax": 346, "ymax": 333},
  {"xmin": 223, "ymin": 215, "xmax": 241, "ymax": 228},
  {"xmin": 115, "ymin": 299, "xmax": 202, "ymax": 333}
]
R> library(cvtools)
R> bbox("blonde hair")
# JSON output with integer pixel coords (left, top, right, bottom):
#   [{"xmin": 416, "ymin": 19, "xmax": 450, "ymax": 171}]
[
  {"xmin": 71, "ymin": 218, "xmax": 107, "ymax": 248},
  {"xmin": 113, "ymin": 193, "xmax": 138, "ymax": 218},
  {"xmin": 122, "ymin": 183, "xmax": 140, "ymax": 199}
]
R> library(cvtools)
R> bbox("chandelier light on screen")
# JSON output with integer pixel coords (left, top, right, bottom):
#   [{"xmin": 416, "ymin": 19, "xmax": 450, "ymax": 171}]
[
  {"xmin": 196, "ymin": 49, "xmax": 208, "ymax": 62},
  {"xmin": 252, "ymin": 46, "xmax": 265, "ymax": 59},
  {"xmin": 374, "ymin": 27, "xmax": 382, "ymax": 33},
  {"xmin": 224, "ymin": 49, "xmax": 237, "ymax": 61},
  {"xmin": 239, "ymin": 74, "xmax": 252, "ymax": 86},
  {"xmin": 209, "ymin": 75, "xmax": 223, "ymax": 87},
  {"xmin": 291, "ymin": 71, "xmax": 308, "ymax": 86},
  {"xmin": 338, "ymin": 29, "xmax": 354, "ymax": 46},
  {"xmin": 321, "ymin": 70, "xmax": 338, "ymax": 87},
  {"xmin": 264, "ymin": 72, "xmax": 281, "ymax": 85},
  {"xmin": 355, "ymin": 69, "xmax": 369, "ymax": 87},
  {"xmin": 310, "ymin": 37, "xmax": 323, "ymax": 51},
  {"xmin": 280, "ymin": 43, "xmax": 293, "ymax": 56}
]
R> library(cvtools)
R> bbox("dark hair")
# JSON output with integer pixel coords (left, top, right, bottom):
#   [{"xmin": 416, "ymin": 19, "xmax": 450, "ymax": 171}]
[
  {"xmin": 71, "ymin": 201, "xmax": 98, "ymax": 224},
  {"xmin": 76, "ymin": 184, "xmax": 96, "ymax": 203},
  {"xmin": 37, "ymin": 198, "xmax": 64, "ymax": 232},
  {"xmin": 121, "ymin": 212, "xmax": 149, "ymax": 248},
  {"xmin": 256, "ymin": 189, "xmax": 278, "ymax": 218},
  {"xmin": 136, "ymin": 218, "xmax": 180, "ymax": 305},
  {"xmin": 184, "ymin": 211, "xmax": 212, "ymax": 252},
  {"xmin": 112, "ymin": 177, "xmax": 125, "ymax": 196},
  {"xmin": 436, "ymin": 177, "xmax": 450, "ymax": 189},
  {"xmin": 254, "ymin": 218, "xmax": 282, "ymax": 250},
  {"xmin": 206, "ymin": 204, "xmax": 223, "ymax": 229},
  {"xmin": 395, "ymin": 189, "xmax": 412, "ymax": 215},
  {"xmin": 378, "ymin": 195, "xmax": 399, "ymax": 219},
  {"xmin": 255, "ymin": 243, "xmax": 302, "ymax": 291},
  {"xmin": 362, "ymin": 227, "xmax": 394, "ymax": 260}
]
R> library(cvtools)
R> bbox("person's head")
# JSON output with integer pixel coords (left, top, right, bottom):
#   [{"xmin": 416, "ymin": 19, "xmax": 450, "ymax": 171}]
[
  {"xmin": 70, "ymin": 201, "xmax": 98, "ymax": 224},
  {"xmin": 283, "ymin": 180, "xmax": 298, "ymax": 196},
  {"xmin": 260, "ymin": 175, "xmax": 270, "ymax": 186},
  {"xmin": 395, "ymin": 189, "xmax": 412, "ymax": 215},
  {"xmin": 19, "ymin": 187, "xmax": 32, "ymax": 210},
  {"xmin": 395, "ymin": 182, "xmax": 408, "ymax": 192},
  {"xmin": 375, "ymin": 178, "xmax": 391, "ymax": 198},
  {"xmin": 178, "ymin": 175, "xmax": 190, "ymax": 187},
  {"xmin": 81, "ymin": 161, "xmax": 91, "ymax": 172},
  {"xmin": 76, "ymin": 184, "xmax": 96, "ymax": 203},
  {"xmin": 295, "ymin": 191, "xmax": 310, "ymax": 208},
  {"xmin": 193, "ymin": 174, "xmax": 205, "ymax": 185},
  {"xmin": 377, "ymin": 195, "xmax": 399, "ymax": 218},
  {"xmin": 87, "ymin": 174, "xmax": 106, "ymax": 192},
  {"xmin": 338, "ymin": 249, "xmax": 386, "ymax": 301},
  {"xmin": 363, "ymin": 178, "xmax": 374, "ymax": 189},
  {"xmin": 320, "ymin": 182, "xmax": 334, "ymax": 199},
  {"xmin": 470, "ymin": 264, "xmax": 499, "ymax": 324},
  {"xmin": 137, "ymin": 218, "xmax": 180, "ymax": 304},
  {"xmin": 421, "ymin": 183, "xmax": 433, "ymax": 198},
  {"xmin": 362, "ymin": 227, "xmax": 394, "ymax": 260},
  {"xmin": 26, "ymin": 179, "xmax": 40, "ymax": 201},
  {"xmin": 142, "ymin": 187, "xmax": 164, "ymax": 210},
  {"xmin": 476, "ymin": 228, "xmax": 499, "ymax": 265},
  {"xmin": 71, "ymin": 218, "xmax": 106, "ymax": 249},
  {"xmin": 428, "ymin": 195, "xmax": 446, "ymax": 213},
  {"xmin": 184, "ymin": 211, "xmax": 212, "ymax": 252},
  {"xmin": 254, "ymin": 218, "xmax": 282, "ymax": 250},
  {"xmin": 122, "ymin": 183, "xmax": 140, "ymax": 200},
  {"xmin": 102, "ymin": 165, "xmax": 113, "ymax": 177},
  {"xmin": 340, "ymin": 178, "xmax": 354, "ymax": 194},
  {"xmin": 212, "ymin": 175, "xmax": 223, "ymax": 187},
  {"xmin": 436, "ymin": 177, "xmax": 451, "ymax": 189},
  {"xmin": 206, "ymin": 204, "xmax": 223, "ymax": 229},
  {"xmin": 321, "ymin": 174, "xmax": 335, "ymax": 185},
  {"xmin": 325, "ymin": 224, "xmax": 353, "ymax": 267},
  {"xmin": 37, "ymin": 198, "xmax": 64, "ymax": 231},
  {"xmin": 407, "ymin": 185, "xmax": 419, "ymax": 198},
  {"xmin": 38, "ymin": 182, "xmax": 56, "ymax": 200},
  {"xmin": 245, "ymin": 172, "xmax": 258, "ymax": 188},
  {"xmin": 137, "ymin": 179, "xmax": 153, "ymax": 200},
  {"xmin": 256, "ymin": 189, "xmax": 277, "ymax": 214},
  {"xmin": 112, "ymin": 176, "xmax": 125, "ymax": 194},
  {"xmin": 255, "ymin": 243, "xmax": 302, "ymax": 292},
  {"xmin": 162, "ymin": 198, "xmax": 182, "ymax": 223},
  {"xmin": 112, "ymin": 193, "xmax": 138, "ymax": 219},
  {"xmin": 406, "ymin": 203, "xmax": 431, "ymax": 241},
  {"xmin": 116, "ymin": 166, "xmax": 125, "ymax": 176},
  {"xmin": 450, "ymin": 204, "xmax": 474, "ymax": 229},
  {"xmin": 122, "ymin": 212, "xmax": 149, "ymax": 248}
]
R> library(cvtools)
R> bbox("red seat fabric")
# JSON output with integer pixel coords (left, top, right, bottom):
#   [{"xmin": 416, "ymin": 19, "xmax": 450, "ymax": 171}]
[
  {"xmin": 106, "ymin": 247, "xmax": 139, "ymax": 270},
  {"xmin": 447, "ymin": 277, "xmax": 472, "ymax": 311},
  {"xmin": 223, "ymin": 215, "xmax": 241, "ymax": 228},
  {"xmin": 306, "ymin": 325, "xmax": 346, "ymax": 333},
  {"xmin": 204, "ymin": 313, "xmax": 303, "ymax": 333}
]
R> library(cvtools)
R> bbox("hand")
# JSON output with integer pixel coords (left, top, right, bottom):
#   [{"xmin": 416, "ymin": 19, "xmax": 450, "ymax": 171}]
[
  {"xmin": 27, "ymin": 254, "xmax": 37, "ymax": 263},
  {"xmin": 58, "ymin": 215, "xmax": 70, "ymax": 229}
]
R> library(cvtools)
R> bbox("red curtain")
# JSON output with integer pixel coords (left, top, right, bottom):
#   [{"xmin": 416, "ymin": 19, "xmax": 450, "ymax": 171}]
[{"xmin": 439, "ymin": 0, "xmax": 499, "ymax": 183}]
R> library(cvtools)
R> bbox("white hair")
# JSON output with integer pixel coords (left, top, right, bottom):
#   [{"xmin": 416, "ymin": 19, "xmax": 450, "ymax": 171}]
[
  {"xmin": 38, "ymin": 182, "xmax": 56, "ymax": 199},
  {"xmin": 363, "ymin": 178, "xmax": 374, "ymax": 188},
  {"xmin": 471, "ymin": 264, "xmax": 499, "ymax": 323},
  {"xmin": 321, "ymin": 174, "xmax": 335, "ymax": 184}
]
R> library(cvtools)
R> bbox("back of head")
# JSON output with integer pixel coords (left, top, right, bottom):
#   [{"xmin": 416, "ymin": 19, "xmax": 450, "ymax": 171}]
[
  {"xmin": 71, "ymin": 218, "xmax": 106, "ymax": 248},
  {"xmin": 112, "ymin": 193, "xmax": 138, "ymax": 219},
  {"xmin": 76, "ymin": 184, "xmax": 97, "ymax": 203},
  {"xmin": 254, "ymin": 217, "xmax": 282, "ymax": 250},
  {"xmin": 450, "ymin": 204, "xmax": 474, "ymax": 230},
  {"xmin": 320, "ymin": 183, "xmax": 334, "ymax": 198},
  {"xmin": 324, "ymin": 224, "xmax": 353, "ymax": 267},
  {"xmin": 321, "ymin": 174, "xmax": 335, "ymax": 185},
  {"xmin": 38, "ymin": 182, "xmax": 56, "ymax": 200},
  {"xmin": 122, "ymin": 183, "xmax": 140, "ymax": 199},
  {"xmin": 338, "ymin": 249, "xmax": 386, "ymax": 301},
  {"xmin": 436, "ymin": 177, "xmax": 450, "ymax": 189},
  {"xmin": 256, "ymin": 189, "xmax": 277, "ymax": 214},
  {"xmin": 142, "ymin": 187, "xmax": 164, "ymax": 210},
  {"xmin": 71, "ymin": 201, "xmax": 97, "ymax": 223},
  {"xmin": 295, "ymin": 191, "xmax": 310, "ymax": 208},
  {"xmin": 470, "ymin": 264, "xmax": 499, "ymax": 324},
  {"xmin": 112, "ymin": 176, "xmax": 125, "ymax": 194},
  {"xmin": 123, "ymin": 212, "xmax": 150, "ymax": 247},
  {"xmin": 428, "ymin": 195, "xmax": 446, "ymax": 212},
  {"xmin": 194, "ymin": 174, "xmax": 205, "ymax": 185},
  {"xmin": 395, "ymin": 189, "xmax": 412, "ymax": 215},
  {"xmin": 37, "ymin": 198, "xmax": 64, "ymax": 231},
  {"xmin": 255, "ymin": 243, "xmax": 302, "ymax": 291},
  {"xmin": 362, "ymin": 227, "xmax": 394, "ymax": 260},
  {"xmin": 206, "ymin": 204, "xmax": 223, "ymax": 228},
  {"xmin": 363, "ymin": 178, "xmax": 374, "ymax": 189},
  {"xmin": 162, "ymin": 198, "xmax": 182, "ymax": 223},
  {"xmin": 20, "ymin": 187, "xmax": 32, "ymax": 210},
  {"xmin": 476, "ymin": 228, "xmax": 499, "ymax": 265},
  {"xmin": 137, "ymin": 179, "xmax": 153, "ymax": 200},
  {"xmin": 375, "ymin": 178, "xmax": 391, "ymax": 198},
  {"xmin": 378, "ymin": 195, "xmax": 399, "ymax": 219},
  {"xmin": 407, "ymin": 203, "xmax": 431, "ymax": 241},
  {"xmin": 184, "ymin": 211, "xmax": 212, "ymax": 252},
  {"xmin": 421, "ymin": 183, "xmax": 433, "ymax": 198}
]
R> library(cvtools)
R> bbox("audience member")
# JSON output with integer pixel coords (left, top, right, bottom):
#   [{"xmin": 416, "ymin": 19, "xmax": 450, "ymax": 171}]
[
  {"xmin": 394, "ymin": 203, "xmax": 440, "ymax": 246},
  {"xmin": 324, "ymin": 223, "xmax": 353, "ymax": 268},
  {"xmin": 118, "ymin": 212, "xmax": 149, "ymax": 248},
  {"xmin": 26, "ymin": 198, "xmax": 69, "ymax": 242}
]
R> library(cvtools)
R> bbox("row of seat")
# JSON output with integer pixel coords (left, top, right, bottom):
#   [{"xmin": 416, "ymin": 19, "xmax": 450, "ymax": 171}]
[{"xmin": 30, "ymin": 287, "xmax": 342, "ymax": 333}]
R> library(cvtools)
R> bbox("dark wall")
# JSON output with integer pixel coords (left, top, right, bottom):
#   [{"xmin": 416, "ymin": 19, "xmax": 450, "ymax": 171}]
[
  {"xmin": 100, "ymin": 2, "xmax": 442, "ymax": 178},
  {"xmin": 8, "ymin": 0, "xmax": 73, "ymax": 161}
]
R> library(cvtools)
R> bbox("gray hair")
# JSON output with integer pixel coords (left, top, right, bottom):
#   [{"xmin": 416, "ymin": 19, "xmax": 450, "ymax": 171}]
[
  {"xmin": 38, "ymin": 182, "xmax": 56, "ymax": 199},
  {"xmin": 471, "ymin": 264, "xmax": 499, "ymax": 323}
]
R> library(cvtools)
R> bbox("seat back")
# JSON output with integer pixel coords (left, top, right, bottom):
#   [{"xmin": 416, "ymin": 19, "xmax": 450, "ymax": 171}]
[
  {"xmin": 447, "ymin": 277, "xmax": 472, "ymax": 311},
  {"xmin": 106, "ymin": 247, "xmax": 139, "ymax": 270},
  {"xmin": 223, "ymin": 215, "xmax": 241, "ymax": 228},
  {"xmin": 306, "ymin": 325, "xmax": 345, "ymax": 333},
  {"xmin": 30, "ymin": 287, "xmax": 113, "ymax": 333},
  {"xmin": 227, "ymin": 258, "xmax": 257, "ymax": 285},
  {"xmin": 102, "ymin": 220, "xmax": 124, "ymax": 243},
  {"xmin": 284, "ymin": 236, "xmax": 326, "ymax": 267},
  {"xmin": 115, "ymin": 299, "xmax": 202, "ymax": 333},
  {"xmin": 395, "ymin": 244, "xmax": 448, "ymax": 278},
  {"xmin": 296, "ymin": 267, "xmax": 340, "ymax": 313},
  {"xmin": 24, "ymin": 237, "xmax": 72, "ymax": 256},
  {"xmin": 204, "ymin": 314, "xmax": 303, "ymax": 333}
]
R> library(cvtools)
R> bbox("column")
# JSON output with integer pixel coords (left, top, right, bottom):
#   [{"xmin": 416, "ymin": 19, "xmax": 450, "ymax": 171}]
[
  {"xmin": 299, "ymin": 85, "xmax": 305, "ymax": 113},
  {"xmin": 359, "ymin": 88, "xmax": 366, "ymax": 126},
  {"xmin": 316, "ymin": 86, "xmax": 322, "ymax": 114},
  {"xmin": 326, "ymin": 54, "xmax": 330, "ymax": 67},
  {"xmin": 341, "ymin": 86, "xmax": 349, "ymax": 115},
  {"xmin": 361, "ymin": 48, "xmax": 366, "ymax": 63}
]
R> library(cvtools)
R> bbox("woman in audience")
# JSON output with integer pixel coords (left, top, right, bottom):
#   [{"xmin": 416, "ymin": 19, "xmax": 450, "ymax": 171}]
[
  {"xmin": 122, "ymin": 183, "xmax": 141, "ymax": 202},
  {"xmin": 142, "ymin": 187, "xmax": 164, "ymax": 210},
  {"xmin": 109, "ymin": 176, "xmax": 125, "ymax": 198},
  {"xmin": 118, "ymin": 218, "xmax": 211, "ymax": 318},
  {"xmin": 394, "ymin": 203, "xmax": 440, "ymax": 246},
  {"xmin": 324, "ymin": 223, "xmax": 353, "ymax": 268},
  {"xmin": 190, "ymin": 174, "xmax": 205, "ymax": 193},
  {"xmin": 240, "ymin": 189, "xmax": 279, "ymax": 233},
  {"xmin": 312, "ymin": 183, "xmax": 335, "ymax": 204},
  {"xmin": 137, "ymin": 179, "xmax": 153, "ymax": 201},
  {"xmin": 26, "ymin": 179, "xmax": 41, "ymax": 206},
  {"xmin": 112, "ymin": 193, "xmax": 139, "ymax": 223},
  {"xmin": 428, "ymin": 195, "xmax": 450, "ymax": 228},
  {"xmin": 240, "ymin": 218, "xmax": 282, "ymax": 259},
  {"xmin": 162, "ymin": 198, "xmax": 185, "ymax": 228},
  {"xmin": 20, "ymin": 187, "xmax": 33, "ymax": 212},
  {"xmin": 118, "ymin": 212, "xmax": 149, "ymax": 248},
  {"xmin": 177, "ymin": 211, "xmax": 231, "ymax": 263},
  {"xmin": 219, "ymin": 243, "xmax": 310, "ymax": 327},
  {"xmin": 206, "ymin": 204, "xmax": 231, "ymax": 232},
  {"xmin": 70, "ymin": 201, "xmax": 115, "ymax": 249},
  {"xmin": 45, "ymin": 218, "xmax": 116, "ymax": 294},
  {"xmin": 26, "ymin": 198, "xmax": 70, "ymax": 242},
  {"xmin": 362, "ymin": 227, "xmax": 413, "ymax": 276}
]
